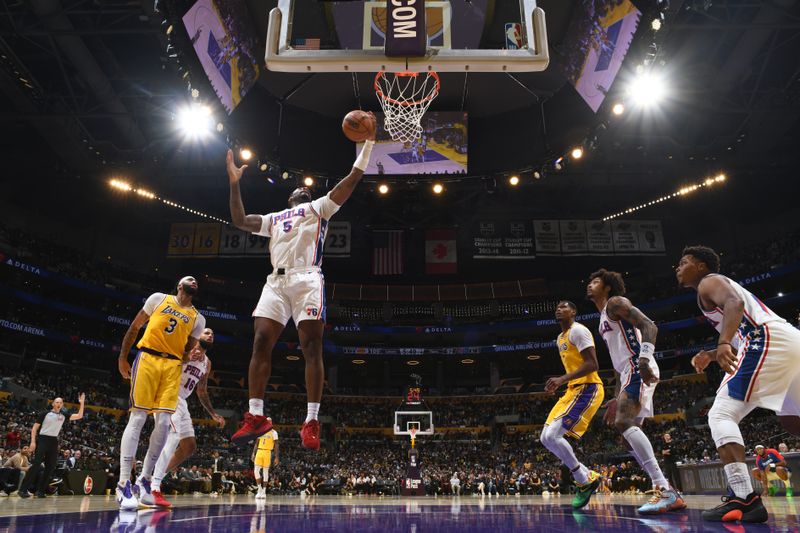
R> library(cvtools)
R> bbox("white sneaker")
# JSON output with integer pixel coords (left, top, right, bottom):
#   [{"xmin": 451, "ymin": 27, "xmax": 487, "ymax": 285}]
[
  {"xmin": 135, "ymin": 477, "xmax": 155, "ymax": 508},
  {"xmin": 256, "ymin": 487, "xmax": 266, "ymax": 499},
  {"xmin": 116, "ymin": 481, "xmax": 138, "ymax": 511}
]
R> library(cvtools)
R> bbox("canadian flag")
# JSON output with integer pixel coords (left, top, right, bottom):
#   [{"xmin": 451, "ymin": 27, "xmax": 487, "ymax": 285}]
[{"xmin": 425, "ymin": 229, "xmax": 457, "ymax": 274}]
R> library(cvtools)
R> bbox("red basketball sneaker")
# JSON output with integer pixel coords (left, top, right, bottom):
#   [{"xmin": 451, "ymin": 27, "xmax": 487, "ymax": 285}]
[
  {"xmin": 300, "ymin": 419, "xmax": 321, "ymax": 450},
  {"xmin": 231, "ymin": 413, "xmax": 273, "ymax": 446},
  {"xmin": 151, "ymin": 490, "xmax": 172, "ymax": 509}
]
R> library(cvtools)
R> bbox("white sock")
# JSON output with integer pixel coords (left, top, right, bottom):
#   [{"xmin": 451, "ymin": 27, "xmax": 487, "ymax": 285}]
[
  {"xmin": 540, "ymin": 424, "xmax": 590, "ymax": 484},
  {"xmin": 141, "ymin": 412, "xmax": 172, "ymax": 480},
  {"xmin": 622, "ymin": 426, "xmax": 670, "ymax": 490},
  {"xmin": 249, "ymin": 398, "xmax": 264, "ymax": 417},
  {"xmin": 305, "ymin": 402, "xmax": 320, "ymax": 423},
  {"xmin": 724, "ymin": 462, "xmax": 754, "ymax": 499},
  {"xmin": 119, "ymin": 410, "xmax": 147, "ymax": 484},
  {"xmin": 151, "ymin": 430, "xmax": 180, "ymax": 491}
]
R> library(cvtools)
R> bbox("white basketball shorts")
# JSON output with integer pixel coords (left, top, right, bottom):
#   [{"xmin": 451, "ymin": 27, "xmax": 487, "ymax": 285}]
[
  {"xmin": 252, "ymin": 267, "xmax": 326, "ymax": 325},
  {"xmin": 170, "ymin": 397, "xmax": 195, "ymax": 439}
]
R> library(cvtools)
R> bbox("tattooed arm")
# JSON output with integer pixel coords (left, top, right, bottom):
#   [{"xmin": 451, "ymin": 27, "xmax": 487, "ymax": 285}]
[{"xmin": 606, "ymin": 296, "xmax": 659, "ymax": 385}]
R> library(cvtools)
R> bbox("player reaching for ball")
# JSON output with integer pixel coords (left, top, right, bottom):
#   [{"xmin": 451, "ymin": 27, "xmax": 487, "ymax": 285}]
[{"xmin": 227, "ymin": 111, "xmax": 377, "ymax": 449}]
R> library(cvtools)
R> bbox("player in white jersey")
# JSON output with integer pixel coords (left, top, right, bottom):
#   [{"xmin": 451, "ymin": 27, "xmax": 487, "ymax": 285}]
[
  {"xmin": 677, "ymin": 245, "xmax": 800, "ymax": 523},
  {"xmin": 587, "ymin": 269, "xmax": 685, "ymax": 514},
  {"xmin": 149, "ymin": 328, "xmax": 225, "ymax": 508},
  {"xmin": 226, "ymin": 116, "xmax": 377, "ymax": 449}
]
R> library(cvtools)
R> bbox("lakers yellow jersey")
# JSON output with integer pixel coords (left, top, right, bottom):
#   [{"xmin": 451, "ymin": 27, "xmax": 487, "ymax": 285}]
[
  {"xmin": 557, "ymin": 322, "xmax": 602, "ymax": 386},
  {"xmin": 256, "ymin": 430, "xmax": 278, "ymax": 451},
  {"xmin": 138, "ymin": 294, "xmax": 201, "ymax": 358}
]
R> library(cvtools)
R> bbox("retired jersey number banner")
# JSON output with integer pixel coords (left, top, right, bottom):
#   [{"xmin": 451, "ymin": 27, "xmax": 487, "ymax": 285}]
[
  {"xmin": 167, "ymin": 223, "xmax": 268, "ymax": 258},
  {"xmin": 533, "ymin": 220, "xmax": 665, "ymax": 255},
  {"xmin": 323, "ymin": 222, "xmax": 351, "ymax": 258}
]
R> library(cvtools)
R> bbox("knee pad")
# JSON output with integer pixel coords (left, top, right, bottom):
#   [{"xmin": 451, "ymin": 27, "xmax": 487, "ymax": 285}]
[
  {"xmin": 153, "ymin": 412, "xmax": 172, "ymax": 429},
  {"xmin": 127, "ymin": 410, "xmax": 148, "ymax": 432},
  {"xmin": 708, "ymin": 397, "xmax": 745, "ymax": 448}
]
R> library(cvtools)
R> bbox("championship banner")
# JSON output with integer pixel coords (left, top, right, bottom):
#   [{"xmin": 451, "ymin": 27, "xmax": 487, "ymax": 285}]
[
  {"xmin": 533, "ymin": 220, "xmax": 665, "ymax": 256},
  {"xmin": 323, "ymin": 222, "xmax": 351, "ymax": 258},
  {"xmin": 473, "ymin": 221, "xmax": 535, "ymax": 259}
]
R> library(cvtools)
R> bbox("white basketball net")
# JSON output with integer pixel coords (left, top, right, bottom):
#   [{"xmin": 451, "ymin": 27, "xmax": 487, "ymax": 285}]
[{"xmin": 375, "ymin": 71, "xmax": 440, "ymax": 143}]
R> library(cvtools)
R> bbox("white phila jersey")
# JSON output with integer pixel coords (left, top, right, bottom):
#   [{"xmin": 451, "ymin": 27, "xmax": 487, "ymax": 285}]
[
  {"xmin": 253, "ymin": 193, "xmax": 341, "ymax": 270},
  {"xmin": 698, "ymin": 274, "xmax": 785, "ymax": 348},
  {"xmin": 179, "ymin": 355, "xmax": 209, "ymax": 400},
  {"xmin": 599, "ymin": 305, "xmax": 644, "ymax": 374}
]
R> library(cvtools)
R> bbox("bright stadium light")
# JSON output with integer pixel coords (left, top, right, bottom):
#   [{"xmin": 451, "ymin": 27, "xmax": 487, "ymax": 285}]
[
  {"xmin": 240, "ymin": 148, "xmax": 253, "ymax": 161},
  {"xmin": 177, "ymin": 104, "xmax": 213, "ymax": 139},
  {"xmin": 378, "ymin": 183, "xmax": 389, "ymax": 195},
  {"xmin": 571, "ymin": 147, "xmax": 584, "ymax": 160},
  {"xmin": 508, "ymin": 175, "xmax": 520, "ymax": 186},
  {"xmin": 628, "ymin": 72, "xmax": 666, "ymax": 107},
  {"xmin": 612, "ymin": 102, "xmax": 625, "ymax": 116},
  {"xmin": 303, "ymin": 176, "xmax": 314, "ymax": 187},
  {"xmin": 432, "ymin": 183, "xmax": 444, "ymax": 195}
]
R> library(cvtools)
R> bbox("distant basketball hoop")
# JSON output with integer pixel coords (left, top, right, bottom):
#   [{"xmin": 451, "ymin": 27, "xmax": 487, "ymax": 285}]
[{"xmin": 375, "ymin": 71, "xmax": 440, "ymax": 143}]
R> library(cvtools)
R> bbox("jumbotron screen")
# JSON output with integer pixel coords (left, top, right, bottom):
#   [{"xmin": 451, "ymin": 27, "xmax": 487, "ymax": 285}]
[{"xmin": 359, "ymin": 112, "xmax": 468, "ymax": 175}]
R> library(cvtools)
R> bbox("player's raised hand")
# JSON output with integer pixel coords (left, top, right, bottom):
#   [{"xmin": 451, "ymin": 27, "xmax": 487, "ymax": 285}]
[
  {"xmin": 716, "ymin": 344, "xmax": 738, "ymax": 374},
  {"xmin": 226, "ymin": 149, "xmax": 248, "ymax": 184},
  {"xmin": 602, "ymin": 398, "xmax": 618, "ymax": 426},
  {"xmin": 691, "ymin": 350, "xmax": 713, "ymax": 374},
  {"xmin": 78, "ymin": 392, "xmax": 86, "ymax": 404},
  {"xmin": 366, "ymin": 112, "xmax": 377, "ymax": 140}
]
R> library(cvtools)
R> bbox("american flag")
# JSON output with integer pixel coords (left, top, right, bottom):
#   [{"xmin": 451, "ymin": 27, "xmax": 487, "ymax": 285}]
[
  {"xmin": 292, "ymin": 38, "xmax": 320, "ymax": 50},
  {"xmin": 372, "ymin": 230, "xmax": 404, "ymax": 276}
]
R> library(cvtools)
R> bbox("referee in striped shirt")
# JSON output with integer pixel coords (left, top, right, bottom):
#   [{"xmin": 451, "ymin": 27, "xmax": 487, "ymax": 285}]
[{"xmin": 19, "ymin": 393, "xmax": 85, "ymax": 498}]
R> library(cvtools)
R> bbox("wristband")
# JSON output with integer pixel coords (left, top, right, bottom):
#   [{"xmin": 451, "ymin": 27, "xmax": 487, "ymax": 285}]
[
  {"xmin": 639, "ymin": 342, "xmax": 655, "ymax": 361},
  {"xmin": 353, "ymin": 140, "xmax": 375, "ymax": 171},
  {"xmin": 717, "ymin": 341, "xmax": 732, "ymax": 347}
]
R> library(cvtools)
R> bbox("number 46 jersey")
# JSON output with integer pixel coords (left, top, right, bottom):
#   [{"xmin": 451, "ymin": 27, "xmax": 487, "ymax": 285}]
[
  {"xmin": 179, "ymin": 354, "xmax": 209, "ymax": 400},
  {"xmin": 253, "ymin": 192, "xmax": 341, "ymax": 270}
]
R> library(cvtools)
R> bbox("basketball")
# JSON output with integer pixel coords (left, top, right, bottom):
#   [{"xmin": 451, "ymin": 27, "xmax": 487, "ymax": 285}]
[{"xmin": 342, "ymin": 110, "xmax": 376, "ymax": 142}]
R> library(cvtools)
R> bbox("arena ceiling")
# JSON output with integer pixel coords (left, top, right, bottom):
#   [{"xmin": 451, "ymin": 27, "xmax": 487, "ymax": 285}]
[{"xmin": 0, "ymin": 0, "xmax": 799, "ymax": 207}]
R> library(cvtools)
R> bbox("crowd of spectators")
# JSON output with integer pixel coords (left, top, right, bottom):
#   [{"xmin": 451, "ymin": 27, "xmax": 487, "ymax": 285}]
[{"xmin": 2, "ymin": 365, "xmax": 799, "ymax": 497}]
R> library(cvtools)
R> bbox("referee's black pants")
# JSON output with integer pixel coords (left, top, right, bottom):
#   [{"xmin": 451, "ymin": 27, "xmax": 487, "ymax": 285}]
[{"xmin": 20, "ymin": 435, "xmax": 59, "ymax": 495}]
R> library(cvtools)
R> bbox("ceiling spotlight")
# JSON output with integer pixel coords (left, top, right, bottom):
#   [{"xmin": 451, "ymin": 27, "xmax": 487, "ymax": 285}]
[
  {"xmin": 461, "ymin": 358, "xmax": 475, "ymax": 364},
  {"xmin": 378, "ymin": 183, "xmax": 389, "ymax": 195},
  {"xmin": 612, "ymin": 102, "xmax": 625, "ymax": 116},
  {"xmin": 527, "ymin": 354, "xmax": 541, "ymax": 361},
  {"xmin": 240, "ymin": 148, "xmax": 253, "ymax": 161},
  {"xmin": 191, "ymin": 88, "xmax": 200, "ymax": 99},
  {"xmin": 508, "ymin": 175, "xmax": 520, "ymax": 186},
  {"xmin": 260, "ymin": 163, "xmax": 268, "ymax": 172},
  {"xmin": 432, "ymin": 183, "xmax": 444, "ymax": 195},
  {"xmin": 286, "ymin": 355, "xmax": 300, "ymax": 361},
  {"xmin": 282, "ymin": 171, "xmax": 289, "ymax": 180},
  {"xmin": 303, "ymin": 176, "xmax": 314, "ymax": 187},
  {"xmin": 628, "ymin": 72, "xmax": 667, "ymax": 107},
  {"xmin": 533, "ymin": 171, "xmax": 541, "ymax": 180},
  {"xmin": 352, "ymin": 359, "xmax": 366, "ymax": 365},
  {"xmin": 406, "ymin": 360, "xmax": 420, "ymax": 366},
  {"xmin": 109, "ymin": 179, "xmax": 132, "ymax": 191},
  {"xmin": 216, "ymin": 122, "xmax": 224, "ymax": 132},
  {"xmin": 571, "ymin": 147, "xmax": 584, "ymax": 160},
  {"xmin": 651, "ymin": 18, "xmax": 662, "ymax": 31},
  {"xmin": 778, "ymin": 292, "xmax": 784, "ymax": 297},
  {"xmin": 177, "ymin": 104, "xmax": 213, "ymax": 139}
]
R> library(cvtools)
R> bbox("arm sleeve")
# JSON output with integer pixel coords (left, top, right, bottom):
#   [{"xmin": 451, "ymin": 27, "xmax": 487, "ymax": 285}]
[
  {"xmin": 190, "ymin": 314, "xmax": 207, "ymax": 339},
  {"xmin": 311, "ymin": 193, "xmax": 341, "ymax": 220},
  {"xmin": 569, "ymin": 325, "xmax": 595, "ymax": 353},
  {"xmin": 142, "ymin": 293, "xmax": 166, "ymax": 315},
  {"xmin": 272, "ymin": 430, "xmax": 278, "ymax": 441},
  {"xmin": 253, "ymin": 214, "xmax": 273, "ymax": 238}
]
